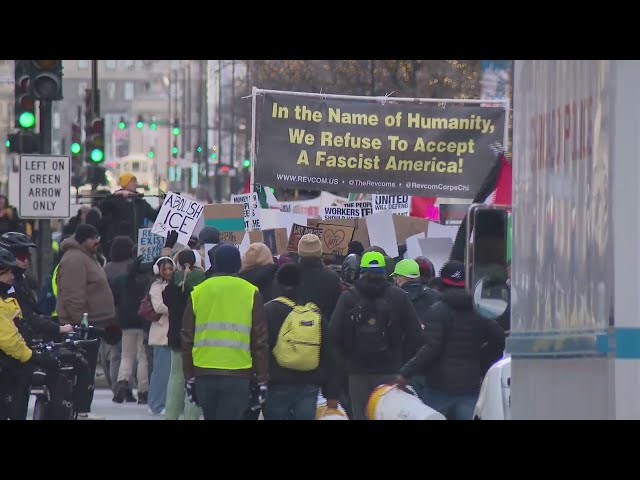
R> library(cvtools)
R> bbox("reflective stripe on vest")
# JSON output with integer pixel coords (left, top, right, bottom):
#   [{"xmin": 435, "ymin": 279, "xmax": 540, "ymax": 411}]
[
  {"xmin": 51, "ymin": 263, "xmax": 60, "ymax": 316},
  {"xmin": 191, "ymin": 276, "xmax": 256, "ymax": 370}
]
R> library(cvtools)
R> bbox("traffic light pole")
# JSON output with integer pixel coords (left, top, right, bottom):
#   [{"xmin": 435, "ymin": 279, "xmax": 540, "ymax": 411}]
[{"xmin": 37, "ymin": 99, "xmax": 53, "ymax": 288}]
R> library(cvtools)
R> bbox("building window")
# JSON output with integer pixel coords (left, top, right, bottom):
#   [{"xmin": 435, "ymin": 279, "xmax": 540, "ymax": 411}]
[
  {"xmin": 77, "ymin": 60, "xmax": 89, "ymax": 70},
  {"xmin": 121, "ymin": 60, "xmax": 135, "ymax": 70},
  {"xmin": 105, "ymin": 60, "xmax": 117, "ymax": 70},
  {"xmin": 124, "ymin": 82, "xmax": 134, "ymax": 101},
  {"xmin": 79, "ymin": 81, "xmax": 88, "ymax": 97},
  {"xmin": 107, "ymin": 82, "xmax": 116, "ymax": 100}
]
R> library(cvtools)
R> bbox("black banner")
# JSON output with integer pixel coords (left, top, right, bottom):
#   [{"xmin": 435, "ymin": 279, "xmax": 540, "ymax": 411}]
[{"xmin": 255, "ymin": 92, "xmax": 505, "ymax": 198}]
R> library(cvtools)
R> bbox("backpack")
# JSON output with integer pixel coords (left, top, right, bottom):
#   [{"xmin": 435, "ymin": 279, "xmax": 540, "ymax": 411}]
[
  {"xmin": 272, "ymin": 297, "xmax": 322, "ymax": 372},
  {"xmin": 348, "ymin": 291, "xmax": 393, "ymax": 362}
]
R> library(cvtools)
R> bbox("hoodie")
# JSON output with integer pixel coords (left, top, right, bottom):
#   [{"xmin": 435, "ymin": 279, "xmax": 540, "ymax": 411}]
[
  {"xmin": 163, "ymin": 266, "xmax": 207, "ymax": 350},
  {"xmin": 328, "ymin": 274, "xmax": 423, "ymax": 393},
  {"xmin": 399, "ymin": 288, "xmax": 506, "ymax": 395}
]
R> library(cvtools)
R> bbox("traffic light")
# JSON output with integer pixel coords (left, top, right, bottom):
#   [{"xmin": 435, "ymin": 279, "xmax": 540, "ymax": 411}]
[
  {"xmin": 6, "ymin": 131, "xmax": 40, "ymax": 154},
  {"xmin": 86, "ymin": 117, "xmax": 104, "ymax": 164},
  {"xmin": 70, "ymin": 122, "xmax": 81, "ymax": 156},
  {"xmin": 150, "ymin": 116, "xmax": 157, "ymax": 130},
  {"xmin": 210, "ymin": 145, "xmax": 217, "ymax": 161},
  {"xmin": 172, "ymin": 118, "xmax": 180, "ymax": 136},
  {"xmin": 148, "ymin": 147, "xmax": 155, "ymax": 159},
  {"xmin": 118, "ymin": 116, "xmax": 127, "ymax": 130},
  {"xmin": 136, "ymin": 115, "xmax": 144, "ymax": 129},
  {"xmin": 14, "ymin": 60, "xmax": 36, "ymax": 129},
  {"xmin": 29, "ymin": 60, "xmax": 63, "ymax": 101},
  {"xmin": 196, "ymin": 146, "xmax": 203, "ymax": 154},
  {"xmin": 242, "ymin": 159, "xmax": 251, "ymax": 168},
  {"xmin": 172, "ymin": 144, "xmax": 179, "ymax": 158}
]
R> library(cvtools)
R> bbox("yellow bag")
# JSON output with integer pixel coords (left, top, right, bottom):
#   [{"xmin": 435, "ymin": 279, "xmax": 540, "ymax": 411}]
[{"xmin": 272, "ymin": 297, "xmax": 321, "ymax": 372}]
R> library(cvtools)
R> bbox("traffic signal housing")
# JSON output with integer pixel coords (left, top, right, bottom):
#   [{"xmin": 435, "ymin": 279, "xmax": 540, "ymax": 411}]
[
  {"xmin": 136, "ymin": 115, "xmax": 144, "ymax": 129},
  {"xmin": 7, "ymin": 131, "xmax": 40, "ymax": 154},
  {"xmin": 29, "ymin": 60, "xmax": 63, "ymax": 101},
  {"xmin": 85, "ymin": 117, "xmax": 105, "ymax": 164},
  {"xmin": 172, "ymin": 118, "xmax": 180, "ymax": 136},
  {"xmin": 70, "ymin": 122, "xmax": 81, "ymax": 157},
  {"xmin": 14, "ymin": 60, "xmax": 36, "ymax": 129}
]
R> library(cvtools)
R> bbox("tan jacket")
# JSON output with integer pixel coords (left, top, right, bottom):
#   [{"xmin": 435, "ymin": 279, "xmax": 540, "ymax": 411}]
[
  {"xmin": 57, "ymin": 236, "xmax": 115, "ymax": 326},
  {"xmin": 148, "ymin": 279, "xmax": 169, "ymax": 346}
]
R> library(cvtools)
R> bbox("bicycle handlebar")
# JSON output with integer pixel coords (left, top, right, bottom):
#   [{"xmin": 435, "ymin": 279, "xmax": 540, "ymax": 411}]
[{"xmin": 31, "ymin": 338, "xmax": 98, "ymax": 351}]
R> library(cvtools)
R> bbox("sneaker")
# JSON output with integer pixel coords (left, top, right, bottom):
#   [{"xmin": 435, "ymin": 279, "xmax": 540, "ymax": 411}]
[
  {"xmin": 125, "ymin": 390, "xmax": 137, "ymax": 403},
  {"xmin": 137, "ymin": 391, "xmax": 148, "ymax": 405},
  {"xmin": 147, "ymin": 406, "xmax": 165, "ymax": 416},
  {"xmin": 112, "ymin": 380, "xmax": 129, "ymax": 404},
  {"xmin": 77, "ymin": 412, "xmax": 106, "ymax": 420}
]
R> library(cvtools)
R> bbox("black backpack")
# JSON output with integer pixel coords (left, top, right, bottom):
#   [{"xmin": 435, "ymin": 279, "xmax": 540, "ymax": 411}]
[{"xmin": 348, "ymin": 291, "xmax": 393, "ymax": 363}]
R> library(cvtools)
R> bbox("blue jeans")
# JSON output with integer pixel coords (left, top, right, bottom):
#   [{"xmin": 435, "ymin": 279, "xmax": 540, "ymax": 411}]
[
  {"xmin": 195, "ymin": 376, "xmax": 250, "ymax": 420},
  {"xmin": 419, "ymin": 385, "xmax": 479, "ymax": 420},
  {"xmin": 148, "ymin": 346, "xmax": 171, "ymax": 414},
  {"xmin": 263, "ymin": 384, "xmax": 319, "ymax": 420}
]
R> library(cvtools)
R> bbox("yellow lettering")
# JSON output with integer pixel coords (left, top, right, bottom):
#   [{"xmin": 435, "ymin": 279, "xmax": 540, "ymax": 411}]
[
  {"xmin": 436, "ymin": 161, "xmax": 447, "ymax": 172},
  {"xmin": 447, "ymin": 142, "xmax": 457, "ymax": 153},
  {"xmin": 427, "ymin": 141, "xmax": 436, "ymax": 152},
  {"xmin": 297, "ymin": 150, "xmax": 309, "ymax": 165},
  {"xmin": 414, "ymin": 138, "xmax": 426, "ymax": 152},
  {"xmin": 315, "ymin": 151, "xmax": 325, "ymax": 166},
  {"xmin": 385, "ymin": 155, "xmax": 397, "ymax": 170}
]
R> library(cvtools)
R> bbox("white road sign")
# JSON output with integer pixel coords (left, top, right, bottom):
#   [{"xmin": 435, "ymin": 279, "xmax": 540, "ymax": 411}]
[{"xmin": 19, "ymin": 155, "xmax": 71, "ymax": 219}]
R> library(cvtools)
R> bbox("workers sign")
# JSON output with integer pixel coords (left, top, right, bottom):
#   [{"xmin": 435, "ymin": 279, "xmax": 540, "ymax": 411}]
[
  {"xmin": 254, "ymin": 91, "xmax": 505, "ymax": 198},
  {"xmin": 152, "ymin": 192, "xmax": 204, "ymax": 246},
  {"xmin": 19, "ymin": 155, "xmax": 71, "ymax": 219}
]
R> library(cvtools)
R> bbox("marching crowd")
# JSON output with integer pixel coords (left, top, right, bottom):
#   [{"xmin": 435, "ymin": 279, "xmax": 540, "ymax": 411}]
[{"xmin": 0, "ymin": 172, "xmax": 508, "ymax": 420}]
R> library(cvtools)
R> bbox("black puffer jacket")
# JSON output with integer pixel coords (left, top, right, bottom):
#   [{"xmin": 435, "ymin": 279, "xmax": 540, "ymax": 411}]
[
  {"xmin": 328, "ymin": 275, "xmax": 423, "ymax": 383},
  {"xmin": 399, "ymin": 288, "xmax": 506, "ymax": 395},
  {"xmin": 112, "ymin": 261, "xmax": 153, "ymax": 330},
  {"xmin": 400, "ymin": 280, "xmax": 442, "ymax": 329},
  {"xmin": 239, "ymin": 264, "xmax": 278, "ymax": 304}
]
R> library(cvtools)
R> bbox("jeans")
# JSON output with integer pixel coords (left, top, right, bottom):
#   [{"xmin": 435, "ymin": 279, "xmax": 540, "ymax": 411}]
[
  {"xmin": 195, "ymin": 375, "xmax": 249, "ymax": 420},
  {"xmin": 347, "ymin": 374, "xmax": 396, "ymax": 420},
  {"xmin": 419, "ymin": 385, "xmax": 479, "ymax": 420},
  {"xmin": 148, "ymin": 346, "xmax": 171, "ymax": 414},
  {"xmin": 165, "ymin": 350, "xmax": 202, "ymax": 420},
  {"xmin": 263, "ymin": 384, "xmax": 319, "ymax": 420},
  {"xmin": 118, "ymin": 329, "xmax": 149, "ymax": 393}
]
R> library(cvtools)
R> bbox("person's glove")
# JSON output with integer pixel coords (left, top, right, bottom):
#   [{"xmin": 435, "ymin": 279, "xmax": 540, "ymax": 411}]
[
  {"xmin": 30, "ymin": 350, "xmax": 60, "ymax": 371},
  {"xmin": 186, "ymin": 378, "xmax": 198, "ymax": 406},
  {"xmin": 165, "ymin": 230, "xmax": 179, "ymax": 249},
  {"xmin": 257, "ymin": 382, "xmax": 268, "ymax": 407}
]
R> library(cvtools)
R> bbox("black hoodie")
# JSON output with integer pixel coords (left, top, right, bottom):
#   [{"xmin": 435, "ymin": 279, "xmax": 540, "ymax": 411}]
[
  {"xmin": 399, "ymin": 287, "xmax": 506, "ymax": 395},
  {"xmin": 400, "ymin": 280, "xmax": 442, "ymax": 329},
  {"xmin": 239, "ymin": 264, "xmax": 278, "ymax": 304},
  {"xmin": 328, "ymin": 274, "xmax": 423, "ymax": 390}
]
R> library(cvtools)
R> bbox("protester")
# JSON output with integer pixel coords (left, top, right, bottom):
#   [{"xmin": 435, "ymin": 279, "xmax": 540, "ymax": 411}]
[
  {"xmin": 263, "ymin": 263, "xmax": 331, "ymax": 420},
  {"xmin": 415, "ymin": 256, "xmax": 436, "ymax": 285},
  {"xmin": 341, "ymin": 254, "xmax": 360, "ymax": 287},
  {"xmin": 239, "ymin": 243, "xmax": 278, "ymax": 304},
  {"xmin": 162, "ymin": 249, "xmax": 205, "ymax": 420},
  {"xmin": 327, "ymin": 252, "xmax": 422, "ymax": 420},
  {"xmin": 347, "ymin": 241, "xmax": 365, "ymax": 258},
  {"xmin": 391, "ymin": 259, "xmax": 441, "ymax": 329},
  {"xmin": 147, "ymin": 256, "xmax": 175, "ymax": 415},
  {"xmin": 395, "ymin": 260, "xmax": 506, "ymax": 420},
  {"xmin": 181, "ymin": 244, "xmax": 269, "ymax": 420},
  {"xmin": 0, "ymin": 195, "xmax": 23, "ymax": 235},
  {"xmin": 56, "ymin": 224, "xmax": 115, "ymax": 419}
]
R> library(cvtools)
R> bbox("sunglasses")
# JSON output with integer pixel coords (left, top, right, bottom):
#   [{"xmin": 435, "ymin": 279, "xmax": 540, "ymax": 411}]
[{"xmin": 15, "ymin": 253, "xmax": 30, "ymax": 262}]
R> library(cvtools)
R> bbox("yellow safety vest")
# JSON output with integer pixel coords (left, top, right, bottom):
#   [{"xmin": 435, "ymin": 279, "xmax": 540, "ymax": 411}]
[
  {"xmin": 190, "ymin": 276, "xmax": 256, "ymax": 370},
  {"xmin": 51, "ymin": 264, "xmax": 60, "ymax": 316}
]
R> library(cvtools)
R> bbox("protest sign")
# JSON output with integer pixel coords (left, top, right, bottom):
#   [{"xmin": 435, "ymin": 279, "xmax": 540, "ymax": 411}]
[
  {"xmin": 231, "ymin": 193, "xmax": 261, "ymax": 230},
  {"xmin": 344, "ymin": 201, "xmax": 373, "ymax": 216},
  {"xmin": 202, "ymin": 204, "xmax": 245, "ymax": 245},
  {"xmin": 322, "ymin": 206, "xmax": 363, "ymax": 220},
  {"xmin": 366, "ymin": 210, "xmax": 399, "ymax": 258},
  {"xmin": 152, "ymin": 192, "xmax": 204, "ymax": 246},
  {"xmin": 317, "ymin": 223, "xmax": 355, "ymax": 256},
  {"xmin": 249, "ymin": 228, "xmax": 288, "ymax": 255},
  {"xmin": 137, "ymin": 228, "xmax": 165, "ymax": 263},
  {"xmin": 255, "ymin": 91, "xmax": 505, "ymax": 197},
  {"xmin": 287, "ymin": 223, "xmax": 322, "ymax": 253},
  {"xmin": 372, "ymin": 195, "xmax": 411, "ymax": 216}
]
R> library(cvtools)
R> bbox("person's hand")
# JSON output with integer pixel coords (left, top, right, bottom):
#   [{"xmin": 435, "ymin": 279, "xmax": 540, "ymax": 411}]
[
  {"xmin": 326, "ymin": 399, "xmax": 339, "ymax": 410},
  {"xmin": 59, "ymin": 324, "xmax": 73, "ymax": 334},
  {"xmin": 165, "ymin": 230, "xmax": 179, "ymax": 249},
  {"xmin": 257, "ymin": 382, "xmax": 268, "ymax": 407},
  {"xmin": 186, "ymin": 378, "xmax": 198, "ymax": 405}
]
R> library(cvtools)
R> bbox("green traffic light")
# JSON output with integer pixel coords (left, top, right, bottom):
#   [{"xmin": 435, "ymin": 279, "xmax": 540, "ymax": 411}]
[
  {"xmin": 211, "ymin": 152, "xmax": 217, "ymax": 160},
  {"xmin": 150, "ymin": 122, "xmax": 157, "ymax": 130},
  {"xmin": 197, "ymin": 146, "xmax": 203, "ymax": 153},
  {"xmin": 172, "ymin": 146, "xmax": 179, "ymax": 155},
  {"xmin": 90, "ymin": 148, "xmax": 104, "ymax": 163},
  {"xmin": 136, "ymin": 121, "xmax": 144, "ymax": 129},
  {"xmin": 118, "ymin": 121, "xmax": 126, "ymax": 130},
  {"xmin": 242, "ymin": 159, "xmax": 251, "ymax": 168},
  {"xmin": 19, "ymin": 111, "xmax": 36, "ymax": 129},
  {"xmin": 5, "ymin": 140, "xmax": 10, "ymax": 148},
  {"xmin": 70, "ymin": 142, "xmax": 81, "ymax": 154},
  {"xmin": 148, "ymin": 151, "xmax": 155, "ymax": 158},
  {"xmin": 172, "ymin": 127, "xmax": 180, "ymax": 136}
]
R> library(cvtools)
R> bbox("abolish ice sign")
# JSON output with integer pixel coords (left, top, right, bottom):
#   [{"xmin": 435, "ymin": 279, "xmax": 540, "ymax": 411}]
[
  {"xmin": 152, "ymin": 192, "xmax": 204, "ymax": 246},
  {"xmin": 19, "ymin": 155, "xmax": 71, "ymax": 219}
]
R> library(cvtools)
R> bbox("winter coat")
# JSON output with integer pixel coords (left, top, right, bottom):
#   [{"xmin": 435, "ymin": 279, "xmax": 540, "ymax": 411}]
[
  {"xmin": 163, "ymin": 267, "xmax": 206, "ymax": 350},
  {"xmin": 148, "ymin": 279, "xmax": 169, "ymax": 346},
  {"xmin": 400, "ymin": 280, "xmax": 442, "ymax": 329},
  {"xmin": 399, "ymin": 288, "xmax": 506, "ymax": 395},
  {"xmin": 328, "ymin": 274, "xmax": 423, "ymax": 384},
  {"xmin": 239, "ymin": 264, "xmax": 278, "ymax": 304},
  {"xmin": 112, "ymin": 261, "xmax": 152, "ymax": 331}
]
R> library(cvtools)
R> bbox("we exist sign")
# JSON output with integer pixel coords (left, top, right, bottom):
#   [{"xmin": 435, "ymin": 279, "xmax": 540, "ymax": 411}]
[{"xmin": 152, "ymin": 192, "xmax": 204, "ymax": 246}]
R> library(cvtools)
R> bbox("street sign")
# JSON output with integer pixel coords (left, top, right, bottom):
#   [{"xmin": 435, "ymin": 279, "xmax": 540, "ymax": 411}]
[{"xmin": 19, "ymin": 154, "xmax": 71, "ymax": 219}]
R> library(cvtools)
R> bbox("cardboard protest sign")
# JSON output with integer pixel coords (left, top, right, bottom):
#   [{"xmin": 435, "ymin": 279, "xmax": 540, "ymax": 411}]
[
  {"xmin": 392, "ymin": 215, "xmax": 429, "ymax": 245},
  {"xmin": 255, "ymin": 92, "xmax": 505, "ymax": 197},
  {"xmin": 249, "ymin": 228, "xmax": 288, "ymax": 255},
  {"xmin": 231, "ymin": 193, "xmax": 261, "ymax": 230},
  {"xmin": 287, "ymin": 223, "xmax": 322, "ymax": 253},
  {"xmin": 317, "ymin": 223, "xmax": 355, "ymax": 256},
  {"xmin": 372, "ymin": 195, "xmax": 411, "ymax": 216},
  {"xmin": 137, "ymin": 228, "xmax": 165, "ymax": 263},
  {"xmin": 308, "ymin": 217, "xmax": 370, "ymax": 249},
  {"xmin": 202, "ymin": 204, "xmax": 245, "ymax": 245},
  {"xmin": 322, "ymin": 205, "xmax": 363, "ymax": 220},
  {"xmin": 366, "ymin": 210, "xmax": 399, "ymax": 258},
  {"xmin": 152, "ymin": 192, "xmax": 204, "ymax": 246}
]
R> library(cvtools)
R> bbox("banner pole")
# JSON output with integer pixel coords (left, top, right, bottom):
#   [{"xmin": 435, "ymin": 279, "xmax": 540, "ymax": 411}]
[
  {"xmin": 503, "ymin": 98, "xmax": 510, "ymax": 153},
  {"xmin": 249, "ymin": 86, "xmax": 257, "ymax": 226}
]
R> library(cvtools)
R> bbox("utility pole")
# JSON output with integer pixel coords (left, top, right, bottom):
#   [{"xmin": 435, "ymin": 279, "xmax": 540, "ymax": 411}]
[
  {"xmin": 230, "ymin": 60, "xmax": 235, "ymax": 168},
  {"xmin": 38, "ymin": 99, "xmax": 52, "ymax": 286},
  {"xmin": 89, "ymin": 60, "xmax": 100, "ymax": 203}
]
